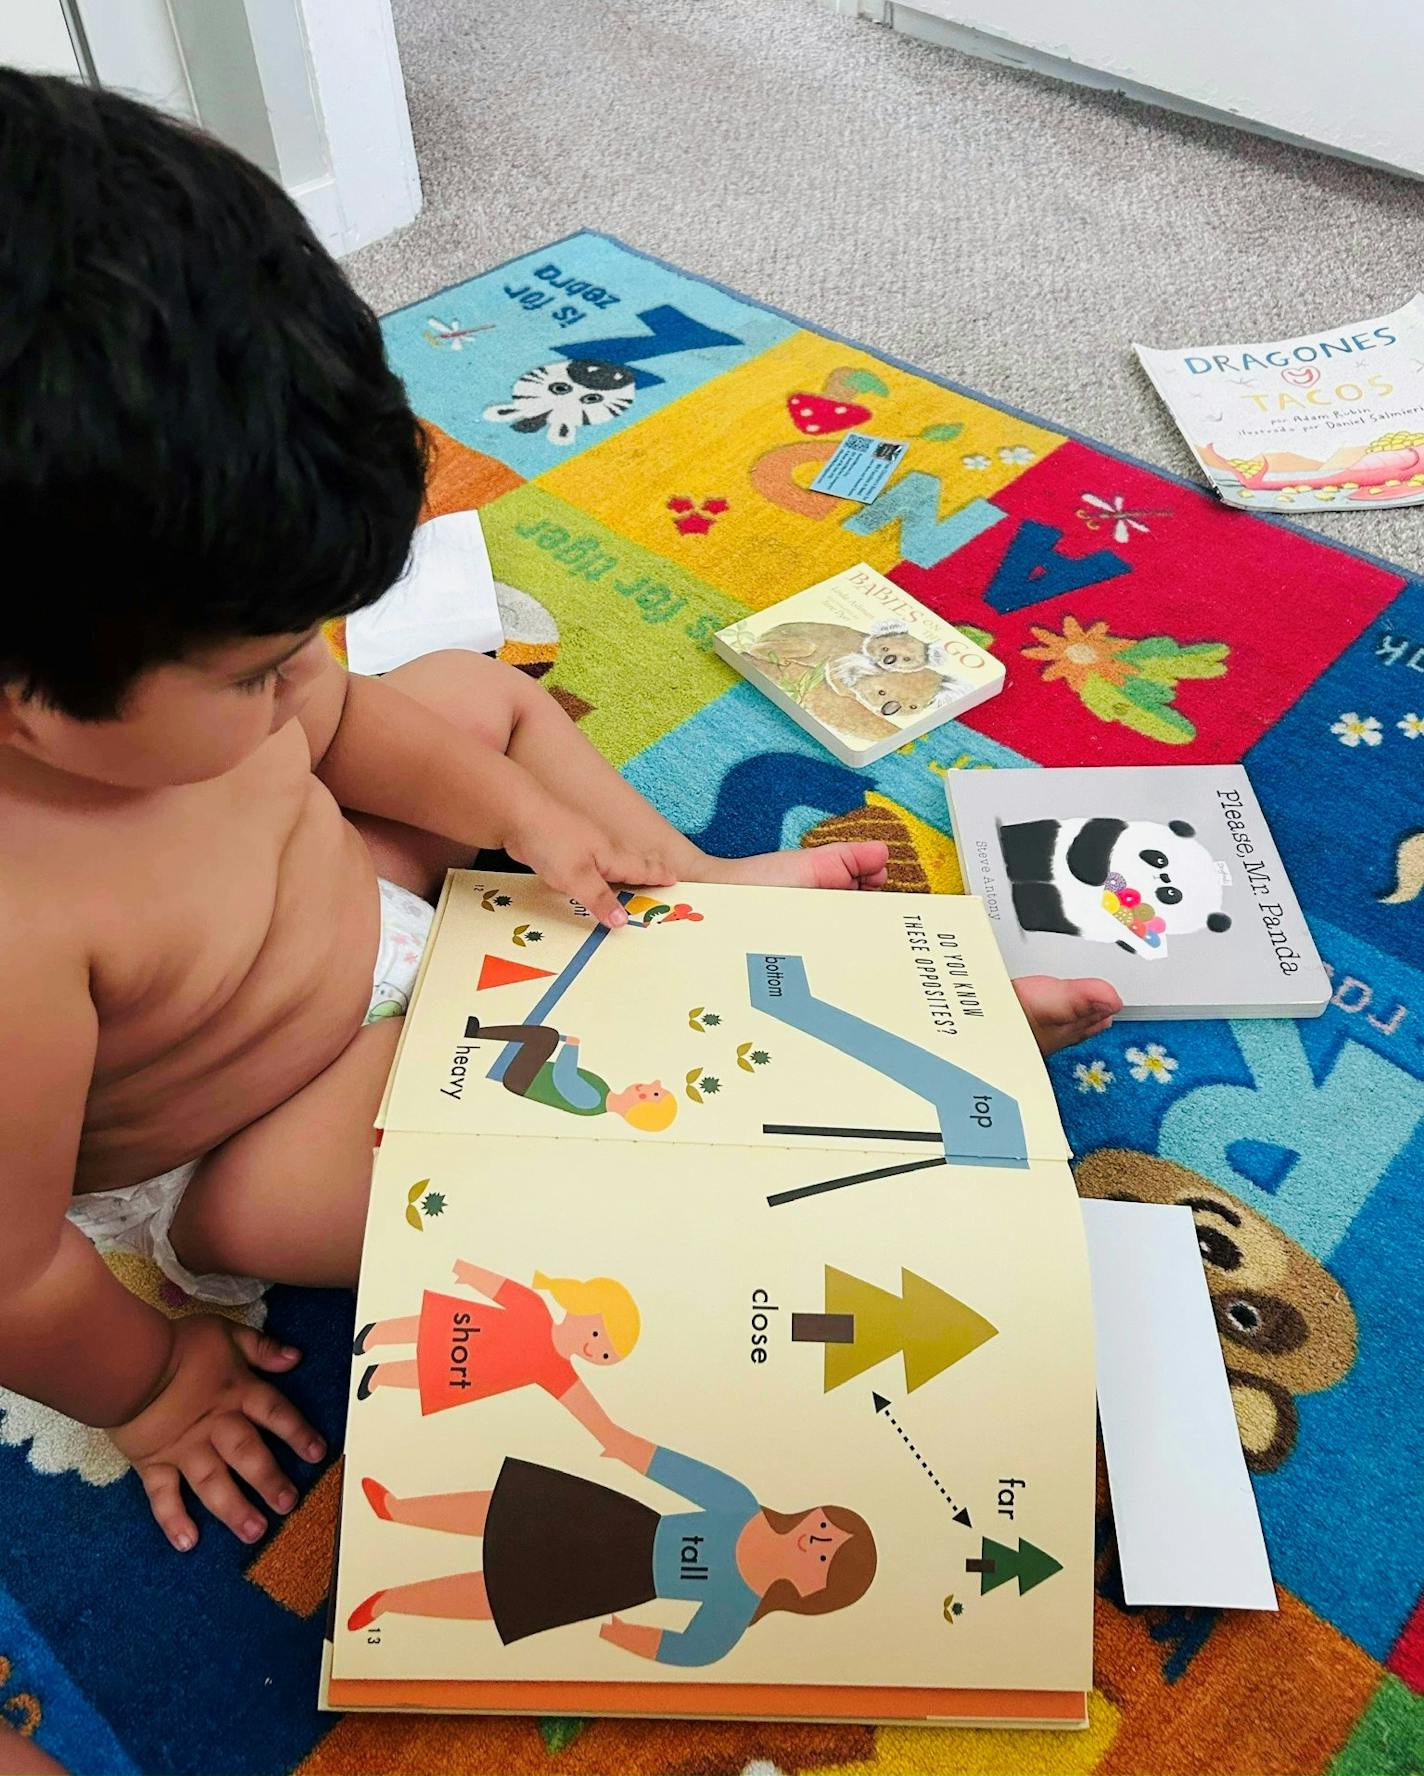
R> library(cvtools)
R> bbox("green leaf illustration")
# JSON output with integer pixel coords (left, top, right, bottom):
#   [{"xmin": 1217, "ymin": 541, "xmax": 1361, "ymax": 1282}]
[
  {"xmin": 1080, "ymin": 674, "xmax": 1197, "ymax": 744},
  {"xmin": 787, "ymin": 666, "xmax": 822, "ymax": 707},
  {"xmin": 1148, "ymin": 648, "xmax": 1229, "ymax": 681},
  {"xmin": 1119, "ymin": 673, "xmax": 1176, "ymax": 708},
  {"xmin": 538, "ymin": 1718, "xmax": 586, "ymax": 1755},
  {"xmin": 958, "ymin": 624, "xmax": 994, "ymax": 650},
  {"xmin": 1122, "ymin": 637, "xmax": 1229, "ymax": 682},
  {"xmin": 841, "ymin": 369, "xmax": 889, "ymax": 396},
  {"xmin": 1121, "ymin": 701, "xmax": 1197, "ymax": 743},
  {"xmin": 919, "ymin": 422, "xmax": 964, "ymax": 441},
  {"xmin": 1119, "ymin": 636, "xmax": 1183, "ymax": 661}
]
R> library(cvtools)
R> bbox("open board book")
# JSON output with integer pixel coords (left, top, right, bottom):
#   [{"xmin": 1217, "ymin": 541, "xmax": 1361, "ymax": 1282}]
[{"xmin": 321, "ymin": 873, "xmax": 1095, "ymax": 1728}]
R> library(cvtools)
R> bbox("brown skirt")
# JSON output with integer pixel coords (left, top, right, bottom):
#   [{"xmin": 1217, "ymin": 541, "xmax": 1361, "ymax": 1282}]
[{"xmin": 483, "ymin": 1457, "xmax": 658, "ymax": 1645}]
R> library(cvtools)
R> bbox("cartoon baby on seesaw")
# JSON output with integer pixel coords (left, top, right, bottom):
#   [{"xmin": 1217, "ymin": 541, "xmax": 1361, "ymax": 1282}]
[{"xmin": 464, "ymin": 1015, "xmax": 677, "ymax": 1130}]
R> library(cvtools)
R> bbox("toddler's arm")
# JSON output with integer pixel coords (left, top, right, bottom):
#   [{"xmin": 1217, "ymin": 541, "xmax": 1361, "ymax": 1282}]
[
  {"xmin": 0, "ymin": 920, "xmax": 323, "ymax": 1550},
  {"xmin": 296, "ymin": 652, "xmax": 666, "ymax": 926},
  {"xmin": 0, "ymin": 927, "xmax": 174, "ymax": 1425}
]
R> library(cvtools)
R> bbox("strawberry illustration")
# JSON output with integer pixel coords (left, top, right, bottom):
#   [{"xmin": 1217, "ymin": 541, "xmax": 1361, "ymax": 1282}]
[{"xmin": 786, "ymin": 393, "xmax": 872, "ymax": 436}]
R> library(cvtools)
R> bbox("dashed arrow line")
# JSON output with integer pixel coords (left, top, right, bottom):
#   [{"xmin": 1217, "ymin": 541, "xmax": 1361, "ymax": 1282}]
[{"xmin": 872, "ymin": 1392, "xmax": 972, "ymax": 1527}]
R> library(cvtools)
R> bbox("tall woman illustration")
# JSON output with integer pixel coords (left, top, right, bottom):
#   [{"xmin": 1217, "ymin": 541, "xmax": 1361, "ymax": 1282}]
[
  {"xmin": 346, "ymin": 1435, "xmax": 877, "ymax": 1668},
  {"xmin": 353, "ymin": 1262, "xmax": 640, "ymax": 1454}
]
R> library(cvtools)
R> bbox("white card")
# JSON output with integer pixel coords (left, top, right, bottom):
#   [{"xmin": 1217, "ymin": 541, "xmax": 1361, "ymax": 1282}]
[
  {"xmin": 345, "ymin": 509, "xmax": 504, "ymax": 676},
  {"xmin": 1082, "ymin": 1199, "xmax": 1277, "ymax": 1610}
]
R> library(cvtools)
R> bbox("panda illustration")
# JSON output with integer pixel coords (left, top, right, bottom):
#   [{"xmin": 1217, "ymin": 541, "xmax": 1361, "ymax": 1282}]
[{"xmin": 997, "ymin": 815, "xmax": 1231, "ymax": 960}]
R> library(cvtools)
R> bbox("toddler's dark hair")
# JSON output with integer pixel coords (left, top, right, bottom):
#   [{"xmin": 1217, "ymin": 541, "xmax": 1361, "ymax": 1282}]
[{"xmin": 0, "ymin": 72, "xmax": 426, "ymax": 719}]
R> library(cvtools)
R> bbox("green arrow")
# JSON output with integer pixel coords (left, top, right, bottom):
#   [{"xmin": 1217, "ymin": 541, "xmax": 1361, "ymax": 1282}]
[{"xmin": 968, "ymin": 1536, "xmax": 1062, "ymax": 1597}]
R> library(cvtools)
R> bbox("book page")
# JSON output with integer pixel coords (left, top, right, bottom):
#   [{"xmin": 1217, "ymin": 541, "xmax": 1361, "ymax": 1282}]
[
  {"xmin": 334, "ymin": 1130, "xmax": 1095, "ymax": 1696},
  {"xmin": 381, "ymin": 873, "xmax": 1067, "ymax": 1166}
]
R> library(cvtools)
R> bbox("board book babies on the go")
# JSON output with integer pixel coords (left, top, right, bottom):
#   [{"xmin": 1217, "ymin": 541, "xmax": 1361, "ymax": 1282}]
[
  {"xmin": 322, "ymin": 873, "xmax": 1095, "ymax": 1726},
  {"xmin": 713, "ymin": 562, "xmax": 1005, "ymax": 767}
]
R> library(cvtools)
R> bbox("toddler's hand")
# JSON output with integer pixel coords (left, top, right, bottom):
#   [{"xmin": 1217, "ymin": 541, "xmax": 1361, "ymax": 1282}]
[
  {"xmin": 111, "ymin": 1315, "xmax": 324, "ymax": 1551},
  {"xmin": 503, "ymin": 800, "xmax": 676, "ymax": 928}
]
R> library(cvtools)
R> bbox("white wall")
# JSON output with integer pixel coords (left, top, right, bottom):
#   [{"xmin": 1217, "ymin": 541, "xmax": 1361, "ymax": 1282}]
[
  {"xmin": 1, "ymin": 0, "xmax": 82, "ymax": 76},
  {"xmin": 835, "ymin": 0, "xmax": 1424, "ymax": 180},
  {"xmin": 80, "ymin": 0, "xmax": 197, "ymax": 121}
]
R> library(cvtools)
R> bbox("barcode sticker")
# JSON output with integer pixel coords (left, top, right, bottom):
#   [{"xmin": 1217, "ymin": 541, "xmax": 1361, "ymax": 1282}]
[{"xmin": 809, "ymin": 432, "xmax": 908, "ymax": 504}]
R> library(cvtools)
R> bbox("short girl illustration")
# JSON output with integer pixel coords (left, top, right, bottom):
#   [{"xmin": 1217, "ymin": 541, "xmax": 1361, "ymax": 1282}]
[
  {"xmin": 465, "ymin": 1015, "xmax": 677, "ymax": 1130},
  {"xmin": 345, "ymin": 1435, "xmax": 877, "ymax": 1668},
  {"xmin": 353, "ymin": 1262, "xmax": 639, "ymax": 1454}
]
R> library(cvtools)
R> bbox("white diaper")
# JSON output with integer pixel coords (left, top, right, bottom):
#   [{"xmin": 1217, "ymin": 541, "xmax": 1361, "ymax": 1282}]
[{"xmin": 66, "ymin": 877, "xmax": 435, "ymax": 1307}]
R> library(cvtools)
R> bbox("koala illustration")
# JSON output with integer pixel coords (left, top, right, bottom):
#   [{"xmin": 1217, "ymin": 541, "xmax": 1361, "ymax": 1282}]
[
  {"xmin": 998, "ymin": 814, "xmax": 1231, "ymax": 960},
  {"xmin": 1075, "ymin": 1150, "xmax": 1358, "ymax": 1471},
  {"xmin": 800, "ymin": 656, "xmax": 966, "ymax": 742},
  {"xmin": 483, "ymin": 359, "xmax": 636, "ymax": 445},
  {"xmin": 746, "ymin": 618, "xmax": 937, "ymax": 678}
]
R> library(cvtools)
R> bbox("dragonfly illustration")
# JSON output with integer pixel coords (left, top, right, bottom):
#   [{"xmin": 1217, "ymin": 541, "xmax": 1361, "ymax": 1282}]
[
  {"xmin": 424, "ymin": 316, "xmax": 496, "ymax": 351},
  {"xmin": 1075, "ymin": 491, "xmax": 1171, "ymax": 544}
]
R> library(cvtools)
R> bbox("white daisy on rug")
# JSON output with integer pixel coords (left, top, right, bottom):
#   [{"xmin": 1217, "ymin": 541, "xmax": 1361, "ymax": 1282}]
[
  {"xmin": 1073, "ymin": 1059, "xmax": 1114, "ymax": 1093},
  {"xmin": 1398, "ymin": 712, "xmax": 1424, "ymax": 739},
  {"xmin": 962, "ymin": 453, "xmax": 992, "ymax": 470},
  {"xmin": 998, "ymin": 444, "xmax": 1036, "ymax": 465},
  {"xmin": 1330, "ymin": 712, "xmax": 1382, "ymax": 747},
  {"xmin": 1125, "ymin": 1042, "xmax": 1178, "ymax": 1084}
]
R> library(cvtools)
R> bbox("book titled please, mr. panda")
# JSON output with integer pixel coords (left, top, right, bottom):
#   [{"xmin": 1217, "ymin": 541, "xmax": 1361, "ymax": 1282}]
[{"xmin": 945, "ymin": 766, "xmax": 1329, "ymax": 1019}]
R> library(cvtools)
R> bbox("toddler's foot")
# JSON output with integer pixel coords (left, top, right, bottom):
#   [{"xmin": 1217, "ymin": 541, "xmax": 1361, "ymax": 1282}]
[
  {"xmin": 1013, "ymin": 975, "xmax": 1120, "ymax": 1056},
  {"xmin": 698, "ymin": 841, "xmax": 889, "ymax": 893}
]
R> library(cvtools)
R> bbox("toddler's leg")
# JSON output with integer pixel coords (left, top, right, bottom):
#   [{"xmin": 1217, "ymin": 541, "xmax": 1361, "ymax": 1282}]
[
  {"xmin": 167, "ymin": 1020, "xmax": 402, "ymax": 1289},
  {"xmin": 345, "ymin": 651, "xmax": 889, "ymax": 900}
]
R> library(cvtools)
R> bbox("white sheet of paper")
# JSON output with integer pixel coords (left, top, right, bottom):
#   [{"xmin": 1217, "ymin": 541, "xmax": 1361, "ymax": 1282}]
[
  {"xmin": 345, "ymin": 509, "xmax": 504, "ymax": 676},
  {"xmin": 1082, "ymin": 1199, "xmax": 1277, "ymax": 1611}
]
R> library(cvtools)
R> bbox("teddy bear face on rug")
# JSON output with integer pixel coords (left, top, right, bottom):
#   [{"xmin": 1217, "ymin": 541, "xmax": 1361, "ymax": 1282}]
[{"xmin": 1074, "ymin": 1148, "xmax": 1358, "ymax": 1472}]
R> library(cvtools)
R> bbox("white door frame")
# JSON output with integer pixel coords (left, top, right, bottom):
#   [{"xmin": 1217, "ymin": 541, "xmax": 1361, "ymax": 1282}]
[{"xmin": 74, "ymin": 0, "xmax": 421, "ymax": 256}]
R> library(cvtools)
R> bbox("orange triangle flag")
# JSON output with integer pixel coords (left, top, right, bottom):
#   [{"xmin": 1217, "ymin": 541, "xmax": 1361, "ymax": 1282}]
[{"xmin": 478, "ymin": 953, "xmax": 555, "ymax": 990}]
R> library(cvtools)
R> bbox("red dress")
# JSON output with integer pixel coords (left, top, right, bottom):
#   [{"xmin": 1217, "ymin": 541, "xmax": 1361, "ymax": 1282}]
[{"xmin": 415, "ymin": 1279, "xmax": 577, "ymax": 1415}]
